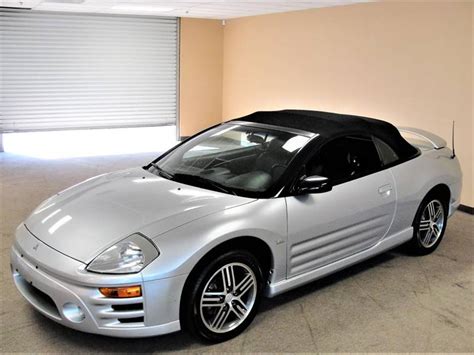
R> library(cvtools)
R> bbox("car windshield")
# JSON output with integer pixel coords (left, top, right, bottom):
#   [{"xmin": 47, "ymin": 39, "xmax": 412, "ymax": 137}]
[{"xmin": 148, "ymin": 123, "xmax": 311, "ymax": 196}]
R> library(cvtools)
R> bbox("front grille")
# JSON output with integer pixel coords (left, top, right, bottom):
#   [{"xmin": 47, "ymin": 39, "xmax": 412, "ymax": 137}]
[
  {"xmin": 118, "ymin": 316, "xmax": 144, "ymax": 324},
  {"xmin": 91, "ymin": 293, "xmax": 145, "ymax": 327},
  {"xmin": 14, "ymin": 273, "xmax": 61, "ymax": 320},
  {"xmin": 112, "ymin": 303, "xmax": 143, "ymax": 311}
]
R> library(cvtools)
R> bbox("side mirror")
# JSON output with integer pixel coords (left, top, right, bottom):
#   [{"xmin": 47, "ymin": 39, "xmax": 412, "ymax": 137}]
[{"xmin": 297, "ymin": 175, "xmax": 332, "ymax": 194}]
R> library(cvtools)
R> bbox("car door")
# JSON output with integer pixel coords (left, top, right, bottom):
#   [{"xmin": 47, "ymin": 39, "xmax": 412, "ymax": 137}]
[{"xmin": 285, "ymin": 135, "xmax": 396, "ymax": 277}]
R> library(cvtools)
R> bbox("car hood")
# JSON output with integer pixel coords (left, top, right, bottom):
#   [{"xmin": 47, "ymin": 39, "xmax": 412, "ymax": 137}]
[{"xmin": 25, "ymin": 168, "xmax": 254, "ymax": 263}]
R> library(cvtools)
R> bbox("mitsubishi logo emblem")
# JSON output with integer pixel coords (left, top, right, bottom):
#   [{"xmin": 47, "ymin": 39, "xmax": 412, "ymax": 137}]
[{"xmin": 33, "ymin": 243, "xmax": 39, "ymax": 251}]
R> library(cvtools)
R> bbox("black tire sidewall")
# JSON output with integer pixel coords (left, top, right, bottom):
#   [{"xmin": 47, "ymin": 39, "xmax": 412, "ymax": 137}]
[
  {"xmin": 182, "ymin": 250, "xmax": 264, "ymax": 343},
  {"xmin": 411, "ymin": 194, "xmax": 448, "ymax": 255}
]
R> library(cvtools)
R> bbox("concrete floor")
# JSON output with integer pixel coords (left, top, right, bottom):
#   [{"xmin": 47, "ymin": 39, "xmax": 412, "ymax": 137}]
[{"xmin": 1, "ymin": 152, "xmax": 472, "ymax": 353}]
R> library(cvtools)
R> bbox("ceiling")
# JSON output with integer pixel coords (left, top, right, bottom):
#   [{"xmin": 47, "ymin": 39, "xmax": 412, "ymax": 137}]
[{"xmin": 1, "ymin": 0, "xmax": 370, "ymax": 19}]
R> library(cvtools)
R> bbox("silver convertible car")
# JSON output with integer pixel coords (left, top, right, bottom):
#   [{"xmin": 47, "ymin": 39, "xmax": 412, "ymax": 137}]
[{"xmin": 11, "ymin": 110, "xmax": 462, "ymax": 342}]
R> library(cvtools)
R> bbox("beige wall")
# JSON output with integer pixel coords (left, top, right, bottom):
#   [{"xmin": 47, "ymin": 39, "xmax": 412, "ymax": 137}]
[
  {"xmin": 222, "ymin": 2, "xmax": 473, "ymax": 206},
  {"xmin": 179, "ymin": 18, "xmax": 223, "ymax": 137}
]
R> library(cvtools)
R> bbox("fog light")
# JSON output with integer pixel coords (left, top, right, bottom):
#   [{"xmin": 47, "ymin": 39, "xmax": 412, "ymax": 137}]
[
  {"xmin": 63, "ymin": 303, "xmax": 85, "ymax": 323},
  {"xmin": 99, "ymin": 285, "xmax": 142, "ymax": 298}
]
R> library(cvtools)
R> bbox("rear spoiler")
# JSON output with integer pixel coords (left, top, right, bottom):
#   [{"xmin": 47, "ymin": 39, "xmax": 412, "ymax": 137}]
[{"xmin": 398, "ymin": 127, "xmax": 447, "ymax": 150}]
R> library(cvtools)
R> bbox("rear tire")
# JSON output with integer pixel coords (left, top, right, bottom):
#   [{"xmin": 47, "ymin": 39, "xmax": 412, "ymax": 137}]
[
  {"xmin": 409, "ymin": 194, "xmax": 448, "ymax": 255},
  {"xmin": 181, "ymin": 250, "xmax": 264, "ymax": 343}
]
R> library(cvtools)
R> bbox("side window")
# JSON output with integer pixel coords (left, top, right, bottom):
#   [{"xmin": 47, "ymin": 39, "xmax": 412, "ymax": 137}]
[
  {"xmin": 306, "ymin": 135, "xmax": 382, "ymax": 184},
  {"xmin": 373, "ymin": 136, "xmax": 399, "ymax": 165}
]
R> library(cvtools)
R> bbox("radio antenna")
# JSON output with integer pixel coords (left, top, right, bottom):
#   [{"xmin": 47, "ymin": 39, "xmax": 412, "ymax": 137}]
[{"xmin": 451, "ymin": 120, "xmax": 456, "ymax": 159}]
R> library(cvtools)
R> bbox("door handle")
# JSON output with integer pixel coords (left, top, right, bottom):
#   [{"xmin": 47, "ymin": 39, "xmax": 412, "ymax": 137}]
[{"xmin": 378, "ymin": 184, "xmax": 393, "ymax": 196}]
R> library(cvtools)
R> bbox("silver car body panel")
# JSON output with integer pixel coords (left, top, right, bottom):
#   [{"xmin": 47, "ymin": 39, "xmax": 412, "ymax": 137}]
[
  {"xmin": 25, "ymin": 168, "xmax": 254, "ymax": 263},
  {"xmin": 267, "ymin": 227, "xmax": 414, "ymax": 296},
  {"xmin": 269, "ymin": 145, "xmax": 462, "ymax": 296},
  {"xmin": 286, "ymin": 168, "xmax": 396, "ymax": 277},
  {"xmin": 11, "ymin": 128, "xmax": 462, "ymax": 337}
]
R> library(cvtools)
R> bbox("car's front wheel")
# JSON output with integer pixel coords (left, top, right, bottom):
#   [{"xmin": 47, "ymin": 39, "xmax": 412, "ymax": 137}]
[
  {"xmin": 181, "ymin": 250, "xmax": 264, "ymax": 343},
  {"xmin": 410, "ymin": 195, "xmax": 448, "ymax": 255}
]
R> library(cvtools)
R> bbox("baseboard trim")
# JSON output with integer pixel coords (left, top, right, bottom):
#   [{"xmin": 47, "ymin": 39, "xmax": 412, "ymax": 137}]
[{"xmin": 458, "ymin": 204, "xmax": 474, "ymax": 215}]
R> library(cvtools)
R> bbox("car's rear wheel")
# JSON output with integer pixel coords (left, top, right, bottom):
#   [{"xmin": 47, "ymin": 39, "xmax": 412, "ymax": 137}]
[
  {"xmin": 181, "ymin": 250, "xmax": 264, "ymax": 343},
  {"xmin": 410, "ymin": 195, "xmax": 447, "ymax": 255}
]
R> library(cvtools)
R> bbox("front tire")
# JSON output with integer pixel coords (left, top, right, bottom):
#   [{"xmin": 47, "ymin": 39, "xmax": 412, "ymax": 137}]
[
  {"xmin": 409, "ymin": 195, "xmax": 448, "ymax": 255},
  {"xmin": 181, "ymin": 250, "xmax": 264, "ymax": 343}
]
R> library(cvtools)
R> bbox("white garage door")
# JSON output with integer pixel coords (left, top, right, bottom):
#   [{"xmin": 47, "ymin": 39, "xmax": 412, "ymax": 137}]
[{"xmin": 0, "ymin": 9, "xmax": 178, "ymax": 133}]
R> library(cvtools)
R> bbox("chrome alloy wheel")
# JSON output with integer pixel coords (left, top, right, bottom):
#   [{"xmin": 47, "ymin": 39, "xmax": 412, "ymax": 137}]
[
  {"xmin": 199, "ymin": 262, "xmax": 257, "ymax": 333},
  {"xmin": 418, "ymin": 199, "xmax": 445, "ymax": 248}
]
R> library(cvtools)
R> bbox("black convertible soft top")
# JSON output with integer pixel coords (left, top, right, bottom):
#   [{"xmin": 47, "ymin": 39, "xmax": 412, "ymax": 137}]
[{"xmin": 233, "ymin": 109, "xmax": 419, "ymax": 160}]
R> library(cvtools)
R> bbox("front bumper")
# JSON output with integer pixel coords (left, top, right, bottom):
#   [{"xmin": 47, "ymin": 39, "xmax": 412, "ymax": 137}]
[{"xmin": 10, "ymin": 224, "xmax": 186, "ymax": 338}]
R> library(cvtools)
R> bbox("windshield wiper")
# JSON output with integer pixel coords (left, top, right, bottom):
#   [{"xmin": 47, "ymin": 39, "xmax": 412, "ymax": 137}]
[
  {"xmin": 173, "ymin": 173, "xmax": 237, "ymax": 196},
  {"xmin": 149, "ymin": 162, "xmax": 174, "ymax": 180}
]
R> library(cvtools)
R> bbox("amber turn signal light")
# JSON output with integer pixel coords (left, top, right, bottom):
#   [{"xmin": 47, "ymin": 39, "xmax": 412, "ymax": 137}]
[{"xmin": 99, "ymin": 285, "xmax": 142, "ymax": 298}]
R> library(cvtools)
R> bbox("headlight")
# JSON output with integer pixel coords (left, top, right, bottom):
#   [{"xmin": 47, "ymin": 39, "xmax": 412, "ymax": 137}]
[{"xmin": 86, "ymin": 234, "xmax": 159, "ymax": 274}]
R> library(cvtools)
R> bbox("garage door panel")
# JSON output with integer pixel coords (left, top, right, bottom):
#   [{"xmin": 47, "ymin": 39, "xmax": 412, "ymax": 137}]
[{"xmin": 0, "ymin": 9, "xmax": 178, "ymax": 133}]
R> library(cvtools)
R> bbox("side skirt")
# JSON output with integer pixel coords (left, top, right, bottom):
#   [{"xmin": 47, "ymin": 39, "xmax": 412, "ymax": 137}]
[{"xmin": 265, "ymin": 227, "xmax": 413, "ymax": 298}]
